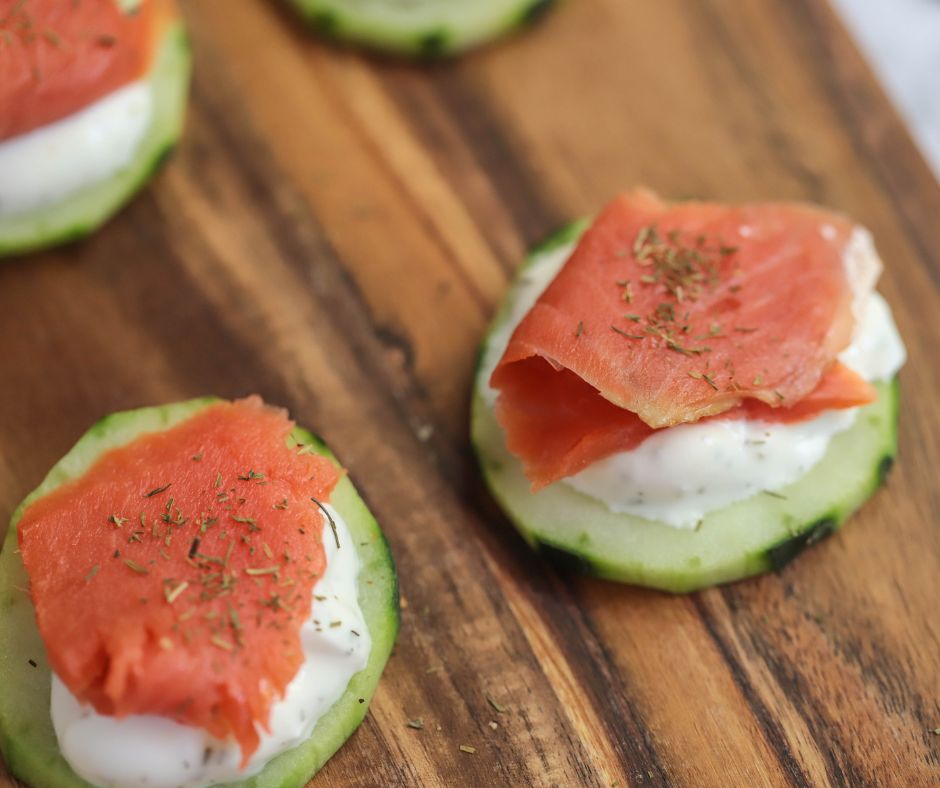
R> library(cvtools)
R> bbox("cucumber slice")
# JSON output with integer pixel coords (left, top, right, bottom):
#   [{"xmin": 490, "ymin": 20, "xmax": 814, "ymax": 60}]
[
  {"xmin": 471, "ymin": 226, "xmax": 900, "ymax": 593},
  {"xmin": 0, "ymin": 399, "xmax": 399, "ymax": 787},
  {"xmin": 286, "ymin": 0, "xmax": 555, "ymax": 57},
  {"xmin": 0, "ymin": 22, "xmax": 192, "ymax": 258}
]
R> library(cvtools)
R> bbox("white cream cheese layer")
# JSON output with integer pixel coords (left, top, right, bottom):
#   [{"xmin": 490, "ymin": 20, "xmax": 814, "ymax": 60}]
[
  {"xmin": 0, "ymin": 81, "xmax": 152, "ymax": 219},
  {"xmin": 482, "ymin": 233, "xmax": 906, "ymax": 529},
  {"xmin": 50, "ymin": 506, "xmax": 371, "ymax": 788}
]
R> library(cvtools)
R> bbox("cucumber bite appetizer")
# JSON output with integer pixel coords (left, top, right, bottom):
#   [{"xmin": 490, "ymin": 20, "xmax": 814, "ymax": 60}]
[
  {"xmin": 0, "ymin": 397, "xmax": 399, "ymax": 787},
  {"xmin": 0, "ymin": 0, "xmax": 191, "ymax": 256},
  {"xmin": 472, "ymin": 190, "xmax": 906, "ymax": 592},
  {"xmin": 286, "ymin": 0, "xmax": 555, "ymax": 57}
]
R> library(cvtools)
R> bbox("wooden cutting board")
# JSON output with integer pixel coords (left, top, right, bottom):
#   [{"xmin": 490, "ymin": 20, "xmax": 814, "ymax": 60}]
[{"xmin": 2, "ymin": 0, "xmax": 939, "ymax": 785}]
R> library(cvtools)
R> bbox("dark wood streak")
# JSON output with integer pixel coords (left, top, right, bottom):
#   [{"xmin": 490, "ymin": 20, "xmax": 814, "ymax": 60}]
[
  {"xmin": 306, "ymin": 64, "xmax": 493, "ymax": 315},
  {"xmin": 468, "ymin": 489, "xmax": 671, "ymax": 783},
  {"xmin": 420, "ymin": 70, "xmax": 569, "ymax": 248},
  {"xmin": 690, "ymin": 0, "xmax": 826, "ymax": 203},
  {"xmin": 181, "ymin": 55, "xmax": 437, "ymax": 427},
  {"xmin": 692, "ymin": 594, "xmax": 811, "ymax": 788},
  {"xmin": 739, "ymin": 620, "xmax": 869, "ymax": 788},
  {"xmin": 554, "ymin": 580, "xmax": 672, "ymax": 785},
  {"xmin": 766, "ymin": 581, "xmax": 940, "ymax": 770},
  {"xmin": 383, "ymin": 72, "xmax": 564, "ymax": 276}
]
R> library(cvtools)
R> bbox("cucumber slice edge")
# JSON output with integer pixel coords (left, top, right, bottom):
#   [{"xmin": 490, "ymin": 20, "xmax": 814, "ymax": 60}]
[
  {"xmin": 470, "ymin": 224, "xmax": 900, "ymax": 593},
  {"xmin": 0, "ymin": 398, "xmax": 399, "ymax": 788},
  {"xmin": 0, "ymin": 21, "xmax": 192, "ymax": 258},
  {"xmin": 286, "ymin": 0, "xmax": 557, "ymax": 57}
]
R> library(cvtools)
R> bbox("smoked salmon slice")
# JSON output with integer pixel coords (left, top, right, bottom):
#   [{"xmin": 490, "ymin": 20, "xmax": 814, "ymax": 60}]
[
  {"xmin": 0, "ymin": 0, "xmax": 175, "ymax": 141},
  {"xmin": 17, "ymin": 397, "xmax": 342, "ymax": 764},
  {"xmin": 491, "ymin": 190, "xmax": 876, "ymax": 489}
]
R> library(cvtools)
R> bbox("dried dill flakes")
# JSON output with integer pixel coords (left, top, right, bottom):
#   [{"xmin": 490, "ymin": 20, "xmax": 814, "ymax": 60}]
[
  {"xmin": 486, "ymin": 696, "xmax": 507, "ymax": 714},
  {"xmin": 27, "ymin": 659, "xmax": 37, "ymax": 668},
  {"xmin": 41, "ymin": 29, "xmax": 62, "ymax": 47},
  {"xmin": 191, "ymin": 452, "xmax": 203, "ymax": 462},
  {"xmin": 406, "ymin": 718, "xmax": 424, "ymax": 730},
  {"xmin": 84, "ymin": 565, "xmax": 100, "ymax": 583},
  {"xmin": 654, "ymin": 302, "xmax": 675, "ymax": 322},
  {"xmin": 143, "ymin": 483, "xmax": 172, "ymax": 498},
  {"xmin": 200, "ymin": 517, "xmax": 219, "ymax": 534},
  {"xmin": 611, "ymin": 325, "xmax": 644, "ymax": 340},
  {"xmin": 929, "ymin": 727, "xmax": 940, "ymax": 736},
  {"xmin": 615, "ymin": 224, "xmax": 744, "ymax": 356},
  {"xmin": 123, "ymin": 559, "xmax": 149, "ymax": 575},
  {"xmin": 245, "ymin": 566, "xmax": 279, "ymax": 577},
  {"xmin": 613, "ymin": 279, "xmax": 634, "ymax": 303},
  {"xmin": 416, "ymin": 423, "xmax": 434, "ymax": 442},
  {"xmin": 164, "ymin": 581, "xmax": 189, "ymax": 604},
  {"xmin": 762, "ymin": 489, "xmax": 787, "ymax": 500},
  {"xmin": 458, "ymin": 745, "xmax": 477, "ymax": 755},
  {"xmin": 701, "ymin": 373, "xmax": 718, "ymax": 391},
  {"xmin": 108, "ymin": 514, "xmax": 127, "ymax": 528},
  {"xmin": 210, "ymin": 635, "xmax": 235, "ymax": 652},
  {"xmin": 575, "ymin": 320, "xmax": 584, "ymax": 339},
  {"xmin": 311, "ymin": 497, "xmax": 340, "ymax": 549}
]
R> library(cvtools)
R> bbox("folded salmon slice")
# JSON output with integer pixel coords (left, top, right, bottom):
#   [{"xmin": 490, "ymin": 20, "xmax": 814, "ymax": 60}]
[
  {"xmin": 491, "ymin": 190, "xmax": 876, "ymax": 489},
  {"xmin": 18, "ymin": 398, "xmax": 341, "ymax": 764},
  {"xmin": 0, "ymin": 0, "xmax": 175, "ymax": 141}
]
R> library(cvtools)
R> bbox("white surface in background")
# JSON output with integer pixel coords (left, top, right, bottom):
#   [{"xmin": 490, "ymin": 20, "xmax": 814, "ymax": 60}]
[{"xmin": 832, "ymin": 0, "xmax": 940, "ymax": 178}]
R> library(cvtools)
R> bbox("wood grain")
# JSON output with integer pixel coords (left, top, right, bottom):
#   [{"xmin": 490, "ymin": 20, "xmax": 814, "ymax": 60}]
[{"xmin": 2, "ymin": 0, "xmax": 939, "ymax": 785}]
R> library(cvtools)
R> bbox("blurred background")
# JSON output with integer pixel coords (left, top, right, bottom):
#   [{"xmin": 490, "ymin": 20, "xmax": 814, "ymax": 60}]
[{"xmin": 834, "ymin": 0, "xmax": 940, "ymax": 177}]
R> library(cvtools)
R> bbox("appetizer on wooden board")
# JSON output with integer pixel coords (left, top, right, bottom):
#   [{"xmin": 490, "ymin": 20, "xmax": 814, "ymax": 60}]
[
  {"xmin": 0, "ymin": 398, "xmax": 399, "ymax": 788},
  {"xmin": 472, "ymin": 190, "xmax": 906, "ymax": 592},
  {"xmin": 0, "ymin": 0, "xmax": 191, "ymax": 256},
  {"xmin": 286, "ymin": 0, "xmax": 555, "ymax": 57}
]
